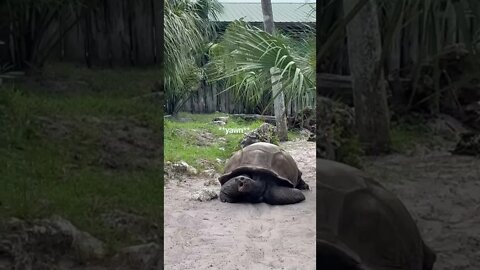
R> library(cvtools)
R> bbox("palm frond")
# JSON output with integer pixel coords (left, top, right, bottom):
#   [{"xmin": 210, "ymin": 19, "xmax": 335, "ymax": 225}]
[
  {"xmin": 164, "ymin": 0, "xmax": 222, "ymax": 112},
  {"xmin": 207, "ymin": 20, "xmax": 315, "ymax": 107}
]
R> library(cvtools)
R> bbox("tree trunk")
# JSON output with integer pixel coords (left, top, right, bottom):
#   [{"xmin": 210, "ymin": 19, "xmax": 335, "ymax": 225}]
[
  {"xmin": 261, "ymin": 0, "xmax": 288, "ymax": 141},
  {"xmin": 271, "ymin": 67, "xmax": 289, "ymax": 141},
  {"xmin": 343, "ymin": 0, "xmax": 391, "ymax": 154}
]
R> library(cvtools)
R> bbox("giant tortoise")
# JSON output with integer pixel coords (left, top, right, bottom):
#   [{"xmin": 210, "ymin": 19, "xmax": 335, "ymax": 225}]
[
  {"xmin": 316, "ymin": 158, "xmax": 436, "ymax": 270},
  {"xmin": 218, "ymin": 142, "xmax": 309, "ymax": 205}
]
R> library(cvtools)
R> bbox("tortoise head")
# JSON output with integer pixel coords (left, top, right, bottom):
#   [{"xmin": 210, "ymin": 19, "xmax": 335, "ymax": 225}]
[
  {"xmin": 236, "ymin": 175, "xmax": 256, "ymax": 193},
  {"xmin": 219, "ymin": 174, "xmax": 265, "ymax": 203}
]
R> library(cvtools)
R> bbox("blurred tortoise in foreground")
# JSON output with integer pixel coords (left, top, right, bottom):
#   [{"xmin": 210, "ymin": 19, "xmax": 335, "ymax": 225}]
[
  {"xmin": 316, "ymin": 158, "xmax": 436, "ymax": 270},
  {"xmin": 218, "ymin": 142, "xmax": 309, "ymax": 205}
]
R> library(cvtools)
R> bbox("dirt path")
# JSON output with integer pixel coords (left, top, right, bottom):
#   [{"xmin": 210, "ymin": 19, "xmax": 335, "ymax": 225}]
[
  {"xmin": 164, "ymin": 141, "xmax": 316, "ymax": 270},
  {"xmin": 364, "ymin": 152, "xmax": 480, "ymax": 270}
]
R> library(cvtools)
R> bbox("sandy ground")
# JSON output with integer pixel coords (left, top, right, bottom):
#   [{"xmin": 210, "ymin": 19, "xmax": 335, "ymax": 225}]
[
  {"xmin": 164, "ymin": 141, "xmax": 316, "ymax": 270},
  {"xmin": 164, "ymin": 139, "xmax": 480, "ymax": 269},
  {"xmin": 364, "ymin": 152, "xmax": 480, "ymax": 270}
]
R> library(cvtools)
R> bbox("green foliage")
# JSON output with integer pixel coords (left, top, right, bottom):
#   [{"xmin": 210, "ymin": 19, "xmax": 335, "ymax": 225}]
[
  {"xmin": 206, "ymin": 20, "xmax": 315, "ymax": 111},
  {"xmin": 318, "ymin": 0, "xmax": 480, "ymax": 113},
  {"xmin": 390, "ymin": 116, "xmax": 440, "ymax": 152},
  {"xmin": 164, "ymin": 0, "xmax": 222, "ymax": 113},
  {"xmin": 0, "ymin": 63, "xmax": 15, "ymax": 74},
  {"xmin": 5, "ymin": 0, "xmax": 100, "ymax": 69},
  {"xmin": 328, "ymin": 111, "xmax": 364, "ymax": 168},
  {"xmin": 376, "ymin": 0, "xmax": 480, "ymax": 112},
  {"xmin": 269, "ymin": 131, "xmax": 280, "ymax": 145},
  {"xmin": 336, "ymin": 136, "xmax": 364, "ymax": 169}
]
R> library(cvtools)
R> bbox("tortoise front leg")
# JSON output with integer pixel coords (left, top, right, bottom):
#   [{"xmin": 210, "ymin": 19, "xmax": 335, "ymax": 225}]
[
  {"xmin": 263, "ymin": 185, "xmax": 305, "ymax": 205},
  {"xmin": 296, "ymin": 177, "xmax": 310, "ymax": 190}
]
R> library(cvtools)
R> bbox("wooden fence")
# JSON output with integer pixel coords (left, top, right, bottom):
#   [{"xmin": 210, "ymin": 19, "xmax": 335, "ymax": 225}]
[
  {"xmin": 61, "ymin": 0, "xmax": 162, "ymax": 66},
  {"xmin": 0, "ymin": 0, "xmax": 163, "ymax": 67},
  {"xmin": 166, "ymin": 83, "xmax": 316, "ymax": 116},
  {"xmin": 1, "ymin": 1, "xmax": 314, "ymax": 115}
]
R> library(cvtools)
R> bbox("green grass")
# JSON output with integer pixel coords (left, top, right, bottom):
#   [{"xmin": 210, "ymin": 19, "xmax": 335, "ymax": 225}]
[
  {"xmin": 164, "ymin": 113, "xmax": 264, "ymax": 171},
  {"xmin": 0, "ymin": 63, "xmax": 163, "ymax": 251},
  {"xmin": 38, "ymin": 62, "xmax": 163, "ymax": 98},
  {"xmin": 390, "ymin": 119, "xmax": 441, "ymax": 153},
  {"xmin": 164, "ymin": 113, "xmax": 304, "ymax": 172}
]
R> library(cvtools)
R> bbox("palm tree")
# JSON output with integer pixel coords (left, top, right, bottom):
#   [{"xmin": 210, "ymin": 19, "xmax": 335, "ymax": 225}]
[
  {"xmin": 206, "ymin": 20, "xmax": 315, "ymax": 122},
  {"xmin": 260, "ymin": 0, "xmax": 288, "ymax": 141},
  {"xmin": 164, "ymin": 0, "xmax": 222, "ymax": 114}
]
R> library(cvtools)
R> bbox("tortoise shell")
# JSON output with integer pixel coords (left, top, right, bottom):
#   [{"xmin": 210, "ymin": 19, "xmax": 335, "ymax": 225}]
[
  {"xmin": 316, "ymin": 158, "xmax": 435, "ymax": 269},
  {"xmin": 218, "ymin": 142, "xmax": 302, "ymax": 188}
]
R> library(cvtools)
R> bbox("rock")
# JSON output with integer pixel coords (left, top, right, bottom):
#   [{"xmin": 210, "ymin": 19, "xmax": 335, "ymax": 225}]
[
  {"xmin": 451, "ymin": 132, "xmax": 480, "ymax": 156},
  {"xmin": 201, "ymin": 169, "xmax": 218, "ymax": 179},
  {"xmin": 112, "ymin": 243, "xmax": 161, "ymax": 270},
  {"xmin": 215, "ymin": 158, "xmax": 223, "ymax": 164},
  {"xmin": 49, "ymin": 216, "xmax": 106, "ymax": 261},
  {"xmin": 427, "ymin": 114, "xmax": 469, "ymax": 141},
  {"xmin": 212, "ymin": 116, "xmax": 229, "ymax": 126},
  {"xmin": 213, "ymin": 116, "xmax": 229, "ymax": 123},
  {"xmin": 212, "ymin": 120, "xmax": 226, "ymax": 125},
  {"xmin": 172, "ymin": 161, "xmax": 197, "ymax": 175},
  {"xmin": 204, "ymin": 178, "xmax": 220, "ymax": 186},
  {"xmin": 240, "ymin": 123, "xmax": 277, "ymax": 148},
  {"xmin": 317, "ymin": 96, "xmax": 356, "ymax": 163},
  {"xmin": 191, "ymin": 188, "xmax": 219, "ymax": 202},
  {"xmin": 186, "ymin": 165, "xmax": 198, "ymax": 175},
  {"xmin": 298, "ymin": 128, "xmax": 315, "ymax": 142},
  {"xmin": 0, "ymin": 216, "xmax": 106, "ymax": 269},
  {"xmin": 288, "ymin": 107, "xmax": 315, "ymax": 132},
  {"xmin": 464, "ymin": 101, "xmax": 480, "ymax": 130}
]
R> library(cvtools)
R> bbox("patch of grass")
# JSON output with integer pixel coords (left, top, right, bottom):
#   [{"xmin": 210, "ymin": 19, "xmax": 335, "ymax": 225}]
[
  {"xmin": 164, "ymin": 113, "xmax": 264, "ymax": 171},
  {"xmin": 164, "ymin": 113, "xmax": 305, "ymax": 171},
  {"xmin": 0, "ymin": 63, "xmax": 163, "ymax": 251},
  {"xmin": 336, "ymin": 136, "xmax": 364, "ymax": 168},
  {"xmin": 39, "ymin": 62, "xmax": 162, "ymax": 97},
  {"xmin": 288, "ymin": 130, "xmax": 303, "ymax": 141},
  {"xmin": 390, "ymin": 120, "xmax": 438, "ymax": 152}
]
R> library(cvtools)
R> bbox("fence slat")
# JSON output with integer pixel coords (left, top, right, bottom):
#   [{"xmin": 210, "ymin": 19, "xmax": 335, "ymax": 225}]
[{"xmin": 170, "ymin": 83, "xmax": 313, "ymax": 115}]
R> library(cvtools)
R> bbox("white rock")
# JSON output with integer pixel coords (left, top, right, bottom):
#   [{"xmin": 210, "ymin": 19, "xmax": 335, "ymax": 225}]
[
  {"xmin": 172, "ymin": 160, "xmax": 197, "ymax": 175},
  {"xmin": 212, "ymin": 120, "xmax": 226, "ymax": 126},
  {"xmin": 191, "ymin": 188, "xmax": 219, "ymax": 202},
  {"xmin": 48, "ymin": 215, "xmax": 106, "ymax": 261}
]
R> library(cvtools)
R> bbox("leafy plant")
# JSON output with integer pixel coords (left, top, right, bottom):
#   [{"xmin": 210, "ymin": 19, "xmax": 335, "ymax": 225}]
[
  {"xmin": 0, "ymin": 63, "xmax": 14, "ymax": 74},
  {"xmin": 206, "ymin": 20, "xmax": 315, "ymax": 111},
  {"xmin": 5, "ymin": 0, "xmax": 100, "ymax": 70},
  {"xmin": 318, "ymin": 0, "xmax": 480, "ymax": 115},
  {"xmin": 164, "ymin": 0, "xmax": 222, "ymax": 114}
]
